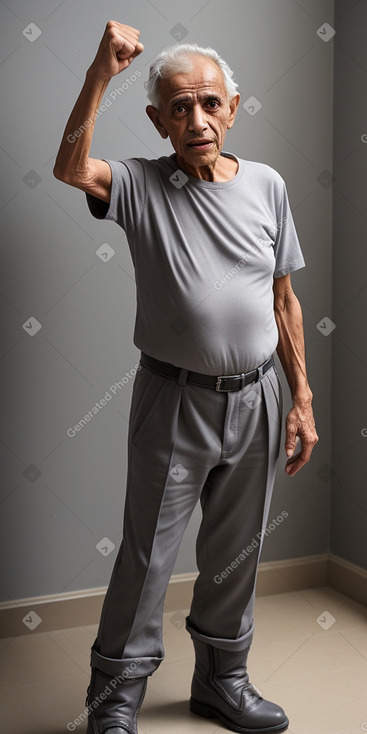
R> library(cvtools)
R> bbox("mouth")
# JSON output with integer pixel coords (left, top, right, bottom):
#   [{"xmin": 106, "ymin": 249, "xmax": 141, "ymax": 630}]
[{"xmin": 187, "ymin": 140, "xmax": 215, "ymax": 151}]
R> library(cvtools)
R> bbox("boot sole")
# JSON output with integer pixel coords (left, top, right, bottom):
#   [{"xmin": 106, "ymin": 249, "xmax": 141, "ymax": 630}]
[
  {"xmin": 87, "ymin": 716, "xmax": 134, "ymax": 734},
  {"xmin": 190, "ymin": 697, "xmax": 289, "ymax": 733}
]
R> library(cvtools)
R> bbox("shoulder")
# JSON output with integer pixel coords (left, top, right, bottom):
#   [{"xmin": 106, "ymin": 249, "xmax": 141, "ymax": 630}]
[
  {"xmin": 115, "ymin": 155, "xmax": 175, "ymax": 185},
  {"xmin": 119, "ymin": 155, "xmax": 174, "ymax": 173},
  {"xmin": 235, "ymin": 158, "xmax": 288, "ymax": 208},
  {"xmin": 240, "ymin": 158, "xmax": 286, "ymax": 189}
]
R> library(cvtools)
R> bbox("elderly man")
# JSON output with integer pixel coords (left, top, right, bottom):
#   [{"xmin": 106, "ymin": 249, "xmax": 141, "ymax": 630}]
[{"xmin": 54, "ymin": 21, "xmax": 318, "ymax": 734}]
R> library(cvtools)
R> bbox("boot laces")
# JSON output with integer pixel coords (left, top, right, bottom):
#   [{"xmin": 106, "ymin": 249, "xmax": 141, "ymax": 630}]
[{"xmin": 244, "ymin": 682, "xmax": 263, "ymax": 702}]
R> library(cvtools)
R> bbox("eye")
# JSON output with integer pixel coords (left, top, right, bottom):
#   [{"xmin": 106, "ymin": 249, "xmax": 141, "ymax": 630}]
[
  {"xmin": 206, "ymin": 99, "xmax": 220, "ymax": 109},
  {"xmin": 174, "ymin": 104, "xmax": 187, "ymax": 114}
]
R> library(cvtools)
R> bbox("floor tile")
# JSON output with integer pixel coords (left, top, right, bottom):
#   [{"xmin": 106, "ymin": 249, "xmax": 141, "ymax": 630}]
[
  {"xmin": 263, "ymin": 673, "xmax": 366, "ymax": 734},
  {"xmin": 330, "ymin": 659, "xmax": 367, "ymax": 700},
  {"xmin": 0, "ymin": 632, "xmax": 86, "ymax": 687},
  {"xmin": 1, "ymin": 588, "xmax": 366, "ymax": 734}
]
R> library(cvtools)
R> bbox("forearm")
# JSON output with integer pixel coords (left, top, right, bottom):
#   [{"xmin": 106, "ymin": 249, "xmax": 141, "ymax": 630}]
[
  {"xmin": 53, "ymin": 21, "xmax": 143, "ymax": 199},
  {"xmin": 274, "ymin": 290, "xmax": 312, "ymax": 405},
  {"xmin": 53, "ymin": 69, "xmax": 110, "ymax": 184}
]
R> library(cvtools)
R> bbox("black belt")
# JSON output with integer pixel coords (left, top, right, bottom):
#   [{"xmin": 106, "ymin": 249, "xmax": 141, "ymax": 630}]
[{"xmin": 140, "ymin": 352, "xmax": 274, "ymax": 392}]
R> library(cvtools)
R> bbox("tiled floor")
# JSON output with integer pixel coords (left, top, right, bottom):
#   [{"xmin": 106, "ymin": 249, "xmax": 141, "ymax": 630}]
[{"xmin": 1, "ymin": 587, "xmax": 367, "ymax": 734}]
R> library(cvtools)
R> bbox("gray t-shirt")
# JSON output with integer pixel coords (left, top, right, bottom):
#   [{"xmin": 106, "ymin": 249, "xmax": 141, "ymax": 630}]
[{"xmin": 86, "ymin": 152, "xmax": 305, "ymax": 375}]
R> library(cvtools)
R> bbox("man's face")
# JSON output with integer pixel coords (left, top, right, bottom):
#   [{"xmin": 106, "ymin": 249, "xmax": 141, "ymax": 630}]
[{"xmin": 146, "ymin": 55, "xmax": 239, "ymax": 173}]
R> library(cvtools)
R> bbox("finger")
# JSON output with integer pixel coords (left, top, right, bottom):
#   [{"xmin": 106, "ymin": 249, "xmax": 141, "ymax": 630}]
[
  {"xmin": 107, "ymin": 22, "xmax": 139, "ymax": 44},
  {"xmin": 124, "ymin": 43, "xmax": 144, "ymax": 64},
  {"xmin": 114, "ymin": 38, "xmax": 144, "ymax": 64},
  {"xmin": 115, "ymin": 22, "xmax": 141, "ymax": 38},
  {"xmin": 299, "ymin": 440, "xmax": 314, "ymax": 465},
  {"xmin": 108, "ymin": 21, "xmax": 141, "ymax": 40},
  {"xmin": 115, "ymin": 26, "xmax": 142, "ymax": 50},
  {"xmin": 285, "ymin": 449, "xmax": 304, "ymax": 475},
  {"xmin": 113, "ymin": 36, "xmax": 136, "ymax": 57},
  {"xmin": 131, "ymin": 41, "xmax": 144, "ymax": 57},
  {"xmin": 285, "ymin": 457, "xmax": 301, "ymax": 476},
  {"xmin": 285, "ymin": 439, "xmax": 314, "ymax": 476},
  {"xmin": 116, "ymin": 58, "xmax": 132, "ymax": 71}
]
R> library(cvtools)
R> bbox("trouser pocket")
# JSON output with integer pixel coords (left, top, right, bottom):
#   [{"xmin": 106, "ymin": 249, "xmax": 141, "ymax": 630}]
[{"xmin": 131, "ymin": 364, "xmax": 171, "ymax": 446}]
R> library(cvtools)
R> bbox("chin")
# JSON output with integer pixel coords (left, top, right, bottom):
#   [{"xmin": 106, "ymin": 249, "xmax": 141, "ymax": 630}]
[{"xmin": 187, "ymin": 149, "xmax": 218, "ymax": 163}]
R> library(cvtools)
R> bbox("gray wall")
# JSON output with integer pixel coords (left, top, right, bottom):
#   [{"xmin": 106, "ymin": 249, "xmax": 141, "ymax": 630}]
[
  {"xmin": 0, "ymin": 0, "xmax": 336, "ymax": 603},
  {"xmin": 331, "ymin": 0, "xmax": 367, "ymax": 568}
]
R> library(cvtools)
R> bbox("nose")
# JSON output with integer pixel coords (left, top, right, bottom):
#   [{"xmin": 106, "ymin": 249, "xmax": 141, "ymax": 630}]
[{"xmin": 187, "ymin": 103, "xmax": 208, "ymax": 133}]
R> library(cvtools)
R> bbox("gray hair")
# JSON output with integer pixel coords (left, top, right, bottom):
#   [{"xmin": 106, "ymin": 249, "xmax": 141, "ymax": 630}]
[{"xmin": 145, "ymin": 42, "xmax": 239, "ymax": 109}]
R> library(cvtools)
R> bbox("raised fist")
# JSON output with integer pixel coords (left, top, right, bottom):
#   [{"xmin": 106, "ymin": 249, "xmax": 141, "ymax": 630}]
[{"xmin": 89, "ymin": 21, "xmax": 144, "ymax": 80}]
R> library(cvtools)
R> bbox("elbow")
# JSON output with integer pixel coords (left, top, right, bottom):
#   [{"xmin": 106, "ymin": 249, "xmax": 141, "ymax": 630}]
[
  {"xmin": 53, "ymin": 163, "xmax": 69, "ymax": 183},
  {"xmin": 53, "ymin": 159, "xmax": 93, "ymax": 190},
  {"xmin": 53, "ymin": 164, "xmax": 84, "ymax": 188}
]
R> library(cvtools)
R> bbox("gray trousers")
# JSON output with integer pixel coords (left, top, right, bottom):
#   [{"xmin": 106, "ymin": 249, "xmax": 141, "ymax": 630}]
[{"xmin": 91, "ymin": 356, "xmax": 282, "ymax": 679}]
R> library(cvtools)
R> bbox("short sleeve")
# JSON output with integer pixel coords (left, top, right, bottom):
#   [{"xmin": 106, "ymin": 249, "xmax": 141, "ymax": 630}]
[
  {"xmin": 85, "ymin": 158, "xmax": 146, "ymax": 238},
  {"xmin": 273, "ymin": 181, "xmax": 305, "ymax": 278}
]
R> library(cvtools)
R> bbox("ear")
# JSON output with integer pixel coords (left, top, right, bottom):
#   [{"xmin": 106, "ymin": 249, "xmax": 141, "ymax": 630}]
[
  {"xmin": 146, "ymin": 105, "xmax": 169, "ymax": 139},
  {"xmin": 227, "ymin": 93, "xmax": 241, "ymax": 129}
]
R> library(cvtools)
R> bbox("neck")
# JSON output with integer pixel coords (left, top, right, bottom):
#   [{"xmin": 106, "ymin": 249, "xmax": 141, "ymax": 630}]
[{"xmin": 174, "ymin": 152, "xmax": 238, "ymax": 182}]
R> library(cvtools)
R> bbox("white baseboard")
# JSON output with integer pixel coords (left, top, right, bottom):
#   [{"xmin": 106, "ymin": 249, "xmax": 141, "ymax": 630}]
[
  {"xmin": 328, "ymin": 553, "xmax": 367, "ymax": 606},
  {"xmin": 0, "ymin": 553, "xmax": 365, "ymax": 638}
]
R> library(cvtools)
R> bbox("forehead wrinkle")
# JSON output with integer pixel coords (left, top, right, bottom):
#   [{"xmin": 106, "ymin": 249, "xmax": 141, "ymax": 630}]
[
  {"xmin": 160, "ymin": 59, "xmax": 227, "ymax": 105},
  {"xmin": 168, "ymin": 87, "xmax": 225, "ymax": 107}
]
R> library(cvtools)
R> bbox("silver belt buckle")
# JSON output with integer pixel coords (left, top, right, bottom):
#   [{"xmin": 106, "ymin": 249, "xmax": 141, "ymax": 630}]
[
  {"xmin": 215, "ymin": 373, "xmax": 246, "ymax": 391},
  {"xmin": 215, "ymin": 375, "xmax": 227, "ymax": 391}
]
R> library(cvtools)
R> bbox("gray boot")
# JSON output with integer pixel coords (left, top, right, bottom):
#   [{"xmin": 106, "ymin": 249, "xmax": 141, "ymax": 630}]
[
  {"xmin": 189, "ymin": 636, "xmax": 289, "ymax": 733},
  {"xmin": 85, "ymin": 646, "xmax": 150, "ymax": 734}
]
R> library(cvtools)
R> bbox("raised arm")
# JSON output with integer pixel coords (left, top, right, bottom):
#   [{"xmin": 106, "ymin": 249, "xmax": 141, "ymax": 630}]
[
  {"xmin": 53, "ymin": 21, "xmax": 143, "ymax": 202},
  {"xmin": 273, "ymin": 273, "xmax": 319, "ymax": 476}
]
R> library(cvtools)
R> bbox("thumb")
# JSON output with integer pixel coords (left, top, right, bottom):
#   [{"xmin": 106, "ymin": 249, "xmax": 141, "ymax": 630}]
[{"xmin": 286, "ymin": 422, "xmax": 297, "ymax": 457}]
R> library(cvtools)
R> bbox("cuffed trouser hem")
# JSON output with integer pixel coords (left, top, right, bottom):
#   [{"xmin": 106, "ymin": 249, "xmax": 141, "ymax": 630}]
[
  {"xmin": 185, "ymin": 616, "xmax": 255, "ymax": 652},
  {"xmin": 91, "ymin": 644, "xmax": 164, "ymax": 678}
]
